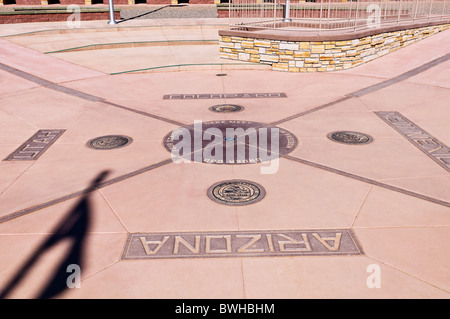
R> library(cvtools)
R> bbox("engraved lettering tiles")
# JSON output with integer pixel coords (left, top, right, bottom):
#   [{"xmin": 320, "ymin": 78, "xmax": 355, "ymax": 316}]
[
  {"xmin": 375, "ymin": 111, "xmax": 450, "ymax": 171},
  {"xmin": 4, "ymin": 130, "xmax": 65, "ymax": 161},
  {"xmin": 163, "ymin": 93, "xmax": 287, "ymax": 100},
  {"xmin": 122, "ymin": 230, "xmax": 363, "ymax": 259}
]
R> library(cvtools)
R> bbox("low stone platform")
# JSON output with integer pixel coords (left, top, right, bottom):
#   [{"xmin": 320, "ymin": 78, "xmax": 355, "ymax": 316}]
[{"xmin": 219, "ymin": 20, "xmax": 450, "ymax": 72}]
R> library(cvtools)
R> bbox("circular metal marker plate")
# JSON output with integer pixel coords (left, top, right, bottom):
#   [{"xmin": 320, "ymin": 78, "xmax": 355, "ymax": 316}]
[
  {"xmin": 207, "ymin": 180, "xmax": 266, "ymax": 206},
  {"xmin": 327, "ymin": 131, "xmax": 373, "ymax": 145},
  {"xmin": 209, "ymin": 104, "xmax": 244, "ymax": 113},
  {"xmin": 87, "ymin": 135, "xmax": 133, "ymax": 150},
  {"xmin": 163, "ymin": 120, "xmax": 298, "ymax": 164}
]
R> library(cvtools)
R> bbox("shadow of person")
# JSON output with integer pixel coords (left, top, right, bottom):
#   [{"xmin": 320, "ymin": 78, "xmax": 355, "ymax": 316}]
[{"xmin": 0, "ymin": 170, "xmax": 110, "ymax": 299}]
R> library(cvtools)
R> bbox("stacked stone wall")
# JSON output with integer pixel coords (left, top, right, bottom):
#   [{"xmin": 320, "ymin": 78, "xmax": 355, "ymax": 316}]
[{"xmin": 219, "ymin": 23, "xmax": 450, "ymax": 72}]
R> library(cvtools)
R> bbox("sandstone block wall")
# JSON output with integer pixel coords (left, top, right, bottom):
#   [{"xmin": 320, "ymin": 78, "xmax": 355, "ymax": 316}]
[{"xmin": 219, "ymin": 23, "xmax": 450, "ymax": 72}]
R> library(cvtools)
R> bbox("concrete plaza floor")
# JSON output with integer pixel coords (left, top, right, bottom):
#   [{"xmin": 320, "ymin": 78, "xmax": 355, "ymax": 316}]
[{"xmin": 0, "ymin": 15, "xmax": 449, "ymax": 299}]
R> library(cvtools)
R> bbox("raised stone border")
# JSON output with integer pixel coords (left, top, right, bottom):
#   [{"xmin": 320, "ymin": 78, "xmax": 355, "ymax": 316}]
[{"xmin": 219, "ymin": 22, "xmax": 450, "ymax": 72}]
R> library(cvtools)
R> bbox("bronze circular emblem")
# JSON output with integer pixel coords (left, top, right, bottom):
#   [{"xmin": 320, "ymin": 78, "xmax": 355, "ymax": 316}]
[
  {"xmin": 209, "ymin": 104, "xmax": 243, "ymax": 113},
  {"xmin": 163, "ymin": 120, "xmax": 298, "ymax": 164},
  {"xmin": 327, "ymin": 131, "xmax": 373, "ymax": 145},
  {"xmin": 87, "ymin": 135, "xmax": 132, "ymax": 150},
  {"xmin": 207, "ymin": 180, "xmax": 266, "ymax": 206}
]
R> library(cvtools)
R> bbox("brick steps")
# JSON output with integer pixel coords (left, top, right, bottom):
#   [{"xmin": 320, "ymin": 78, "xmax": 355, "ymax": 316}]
[{"xmin": 0, "ymin": 6, "xmax": 120, "ymax": 23}]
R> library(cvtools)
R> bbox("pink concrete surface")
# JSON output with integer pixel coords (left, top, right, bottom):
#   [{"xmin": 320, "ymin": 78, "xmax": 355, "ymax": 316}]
[
  {"xmin": 0, "ymin": 19, "xmax": 448, "ymax": 300},
  {"xmin": 0, "ymin": 38, "xmax": 105, "ymax": 83},
  {"xmin": 0, "ymin": 69, "xmax": 40, "ymax": 95}
]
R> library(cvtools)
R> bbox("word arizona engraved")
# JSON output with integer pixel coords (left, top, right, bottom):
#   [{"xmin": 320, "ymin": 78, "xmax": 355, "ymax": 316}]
[
  {"xmin": 121, "ymin": 229, "xmax": 363, "ymax": 259},
  {"xmin": 375, "ymin": 111, "xmax": 450, "ymax": 172}
]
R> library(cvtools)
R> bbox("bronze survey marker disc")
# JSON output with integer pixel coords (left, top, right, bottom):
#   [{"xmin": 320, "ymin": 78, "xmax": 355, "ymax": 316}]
[
  {"xmin": 327, "ymin": 131, "xmax": 373, "ymax": 145},
  {"xmin": 87, "ymin": 135, "xmax": 133, "ymax": 150},
  {"xmin": 209, "ymin": 104, "xmax": 244, "ymax": 113},
  {"xmin": 163, "ymin": 120, "xmax": 298, "ymax": 164},
  {"xmin": 207, "ymin": 180, "xmax": 266, "ymax": 206}
]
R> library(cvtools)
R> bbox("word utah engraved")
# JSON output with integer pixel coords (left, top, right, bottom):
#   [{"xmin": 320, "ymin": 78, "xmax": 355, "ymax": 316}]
[{"xmin": 4, "ymin": 129, "xmax": 65, "ymax": 161}]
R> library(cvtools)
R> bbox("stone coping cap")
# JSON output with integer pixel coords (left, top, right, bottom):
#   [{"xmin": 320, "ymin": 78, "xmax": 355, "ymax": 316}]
[{"xmin": 218, "ymin": 19, "xmax": 450, "ymax": 41}]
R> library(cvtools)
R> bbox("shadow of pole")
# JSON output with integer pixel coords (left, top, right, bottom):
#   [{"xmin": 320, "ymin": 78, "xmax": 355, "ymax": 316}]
[
  {"xmin": 0, "ymin": 170, "xmax": 110, "ymax": 299},
  {"xmin": 117, "ymin": 4, "xmax": 188, "ymax": 23}
]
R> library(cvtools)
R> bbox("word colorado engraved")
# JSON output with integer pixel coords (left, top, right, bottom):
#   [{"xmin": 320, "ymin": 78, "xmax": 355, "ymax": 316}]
[
  {"xmin": 163, "ymin": 93, "xmax": 287, "ymax": 100},
  {"xmin": 4, "ymin": 129, "xmax": 66, "ymax": 161},
  {"xmin": 375, "ymin": 111, "xmax": 450, "ymax": 172},
  {"xmin": 122, "ymin": 229, "xmax": 363, "ymax": 259}
]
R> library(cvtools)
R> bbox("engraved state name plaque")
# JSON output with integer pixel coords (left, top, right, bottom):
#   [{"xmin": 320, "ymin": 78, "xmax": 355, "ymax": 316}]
[
  {"xmin": 375, "ymin": 111, "xmax": 450, "ymax": 172},
  {"xmin": 163, "ymin": 93, "xmax": 287, "ymax": 100},
  {"xmin": 122, "ymin": 229, "xmax": 363, "ymax": 260},
  {"xmin": 4, "ymin": 129, "xmax": 65, "ymax": 161}
]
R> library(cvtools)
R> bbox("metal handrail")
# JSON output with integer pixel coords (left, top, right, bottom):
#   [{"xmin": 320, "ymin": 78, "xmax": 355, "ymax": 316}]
[{"xmin": 227, "ymin": 0, "xmax": 450, "ymax": 32}]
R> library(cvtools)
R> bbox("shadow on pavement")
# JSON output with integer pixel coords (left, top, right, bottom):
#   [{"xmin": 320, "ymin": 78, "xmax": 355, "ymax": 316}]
[
  {"xmin": 0, "ymin": 170, "xmax": 110, "ymax": 299},
  {"xmin": 118, "ymin": 4, "xmax": 187, "ymax": 23}
]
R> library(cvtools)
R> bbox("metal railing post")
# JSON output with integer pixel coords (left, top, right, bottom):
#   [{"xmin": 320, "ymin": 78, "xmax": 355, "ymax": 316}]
[
  {"xmin": 274, "ymin": 0, "xmax": 277, "ymax": 28},
  {"xmin": 379, "ymin": 0, "xmax": 383, "ymax": 25},
  {"xmin": 397, "ymin": 0, "xmax": 403, "ymax": 25},
  {"xmin": 327, "ymin": 0, "xmax": 331, "ymax": 29},
  {"xmin": 108, "ymin": 0, "xmax": 117, "ymax": 25},
  {"xmin": 428, "ymin": 0, "xmax": 434, "ymax": 21},
  {"xmin": 442, "ymin": 0, "xmax": 447, "ymax": 19},
  {"xmin": 413, "ymin": 0, "xmax": 419, "ymax": 21},
  {"xmin": 319, "ymin": 0, "xmax": 324, "ymax": 33},
  {"xmin": 283, "ymin": 0, "xmax": 292, "ymax": 22},
  {"xmin": 354, "ymin": 0, "xmax": 359, "ymax": 31}
]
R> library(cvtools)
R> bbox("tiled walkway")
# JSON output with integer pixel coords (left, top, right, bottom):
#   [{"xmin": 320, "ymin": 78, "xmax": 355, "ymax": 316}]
[{"xmin": 0, "ymin": 17, "xmax": 449, "ymax": 299}]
